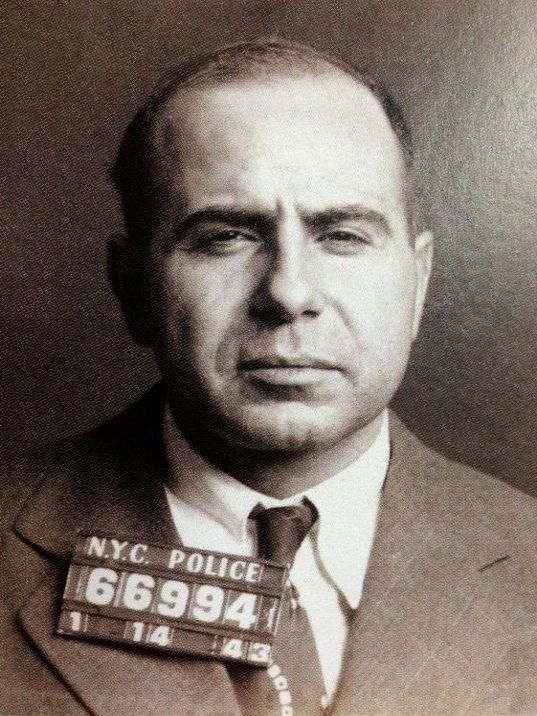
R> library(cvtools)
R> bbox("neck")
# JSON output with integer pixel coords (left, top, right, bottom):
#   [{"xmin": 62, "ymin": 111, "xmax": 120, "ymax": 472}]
[{"xmin": 169, "ymin": 410, "xmax": 385, "ymax": 499}]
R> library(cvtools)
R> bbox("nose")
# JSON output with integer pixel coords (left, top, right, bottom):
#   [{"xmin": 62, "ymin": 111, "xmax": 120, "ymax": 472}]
[{"xmin": 249, "ymin": 219, "xmax": 324, "ymax": 325}]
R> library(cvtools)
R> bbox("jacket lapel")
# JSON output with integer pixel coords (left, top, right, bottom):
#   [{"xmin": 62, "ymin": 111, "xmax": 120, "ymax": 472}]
[
  {"xmin": 14, "ymin": 388, "xmax": 524, "ymax": 716},
  {"xmin": 20, "ymin": 564, "xmax": 238, "ymax": 716},
  {"xmin": 15, "ymin": 386, "xmax": 241, "ymax": 716},
  {"xmin": 334, "ymin": 413, "xmax": 525, "ymax": 715}
]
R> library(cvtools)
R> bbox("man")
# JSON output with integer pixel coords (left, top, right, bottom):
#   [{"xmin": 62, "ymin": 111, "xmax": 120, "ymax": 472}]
[{"xmin": 2, "ymin": 39, "xmax": 537, "ymax": 716}]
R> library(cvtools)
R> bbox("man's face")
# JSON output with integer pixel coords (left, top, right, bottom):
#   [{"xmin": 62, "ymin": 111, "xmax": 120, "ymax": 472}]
[{"xmin": 127, "ymin": 73, "xmax": 432, "ymax": 451}]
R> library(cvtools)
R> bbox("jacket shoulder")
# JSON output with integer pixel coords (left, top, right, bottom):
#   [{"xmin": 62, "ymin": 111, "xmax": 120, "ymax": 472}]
[
  {"xmin": 390, "ymin": 410, "xmax": 537, "ymax": 543},
  {"xmin": 0, "ymin": 384, "xmax": 166, "ymax": 539}
]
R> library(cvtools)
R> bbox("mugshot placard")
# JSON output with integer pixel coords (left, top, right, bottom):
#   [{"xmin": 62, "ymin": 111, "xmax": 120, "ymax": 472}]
[{"xmin": 56, "ymin": 532, "xmax": 288, "ymax": 666}]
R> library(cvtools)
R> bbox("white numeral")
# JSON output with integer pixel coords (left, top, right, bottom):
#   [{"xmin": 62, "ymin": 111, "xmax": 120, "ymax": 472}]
[
  {"xmin": 68, "ymin": 611, "xmax": 82, "ymax": 631},
  {"xmin": 224, "ymin": 593, "xmax": 258, "ymax": 630},
  {"xmin": 222, "ymin": 638, "xmax": 244, "ymax": 659},
  {"xmin": 249, "ymin": 642, "xmax": 271, "ymax": 663},
  {"xmin": 123, "ymin": 573, "xmax": 155, "ymax": 610},
  {"xmin": 157, "ymin": 580, "xmax": 189, "ymax": 618},
  {"xmin": 149, "ymin": 625, "xmax": 171, "ymax": 646},
  {"xmin": 192, "ymin": 585, "xmax": 224, "ymax": 622},
  {"xmin": 85, "ymin": 567, "xmax": 117, "ymax": 605},
  {"xmin": 131, "ymin": 621, "xmax": 145, "ymax": 642}
]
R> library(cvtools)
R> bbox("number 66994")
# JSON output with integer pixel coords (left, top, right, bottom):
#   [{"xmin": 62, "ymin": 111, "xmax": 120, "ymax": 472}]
[{"xmin": 82, "ymin": 567, "xmax": 265, "ymax": 631}]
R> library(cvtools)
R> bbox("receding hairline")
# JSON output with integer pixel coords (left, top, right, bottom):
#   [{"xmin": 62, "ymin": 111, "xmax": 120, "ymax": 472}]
[
  {"xmin": 110, "ymin": 38, "xmax": 421, "ymax": 246},
  {"xmin": 147, "ymin": 65, "xmax": 418, "ymax": 237},
  {"xmin": 152, "ymin": 67, "xmax": 399, "ymax": 142},
  {"xmin": 145, "ymin": 45, "xmax": 412, "ymax": 170},
  {"xmin": 149, "ymin": 79, "xmax": 402, "ymax": 203}
]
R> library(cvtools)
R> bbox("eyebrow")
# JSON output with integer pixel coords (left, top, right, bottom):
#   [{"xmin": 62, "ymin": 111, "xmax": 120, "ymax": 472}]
[
  {"xmin": 174, "ymin": 204, "xmax": 392, "ymax": 236},
  {"xmin": 176, "ymin": 208, "xmax": 273, "ymax": 236},
  {"xmin": 301, "ymin": 206, "xmax": 391, "ymax": 235}
]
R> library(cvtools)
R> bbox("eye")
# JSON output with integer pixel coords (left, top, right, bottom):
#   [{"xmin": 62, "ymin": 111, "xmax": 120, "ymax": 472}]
[
  {"xmin": 317, "ymin": 229, "xmax": 371, "ymax": 254},
  {"xmin": 195, "ymin": 229, "xmax": 259, "ymax": 255}
]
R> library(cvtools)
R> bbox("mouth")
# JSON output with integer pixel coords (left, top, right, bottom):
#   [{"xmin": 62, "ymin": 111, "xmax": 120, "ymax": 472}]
[{"xmin": 238, "ymin": 355, "xmax": 341, "ymax": 387}]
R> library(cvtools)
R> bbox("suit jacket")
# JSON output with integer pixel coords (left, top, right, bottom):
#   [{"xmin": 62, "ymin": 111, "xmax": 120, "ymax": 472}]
[{"xmin": 2, "ymin": 384, "xmax": 537, "ymax": 716}]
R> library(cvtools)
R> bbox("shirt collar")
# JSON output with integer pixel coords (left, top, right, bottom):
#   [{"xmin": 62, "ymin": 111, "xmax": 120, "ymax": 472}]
[
  {"xmin": 164, "ymin": 409, "xmax": 261, "ymax": 543},
  {"xmin": 164, "ymin": 408, "xmax": 390, "ymax": 607},
  {"xmin": 303, "ymin": 411, "xmax": 390, "ymax": 606}
]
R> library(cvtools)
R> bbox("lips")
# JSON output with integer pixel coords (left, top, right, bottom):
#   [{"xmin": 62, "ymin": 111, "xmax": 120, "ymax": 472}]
[
  {"xmin": 239, "ymin": 355, "xmax": 339, "ymax": 370},
  {"xmin": 238, "ymin": 355, "xmax": 341, "ymax": 387}
]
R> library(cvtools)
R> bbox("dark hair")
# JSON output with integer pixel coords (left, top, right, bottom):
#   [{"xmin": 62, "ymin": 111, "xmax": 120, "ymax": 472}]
[{"xmin": 110, "ymin": 38, "xmax": 416, "ymax": 250}]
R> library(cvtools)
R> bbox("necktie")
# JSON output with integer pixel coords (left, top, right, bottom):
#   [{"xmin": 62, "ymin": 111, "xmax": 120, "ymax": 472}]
[{"xmin": 228, "ymin": 503, "xmax": 326, "ymax": 716}]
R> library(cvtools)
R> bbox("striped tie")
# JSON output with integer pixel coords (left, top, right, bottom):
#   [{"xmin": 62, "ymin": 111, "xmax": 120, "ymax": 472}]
[{"xmin": 228, "ymin": 503, "xmax": 326, "ymax": 716}]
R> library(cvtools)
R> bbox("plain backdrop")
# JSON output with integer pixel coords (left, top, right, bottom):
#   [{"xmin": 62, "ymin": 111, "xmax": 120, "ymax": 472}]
[{"xmin": 2, "ymin": 0, "xmax": 536, "ymax": 494}]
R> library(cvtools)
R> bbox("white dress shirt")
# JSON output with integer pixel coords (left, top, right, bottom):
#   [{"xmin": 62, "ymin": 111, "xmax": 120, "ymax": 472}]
[{"xmin": 163, "ymin": 409, "xmax": 390, "ymax": 701}]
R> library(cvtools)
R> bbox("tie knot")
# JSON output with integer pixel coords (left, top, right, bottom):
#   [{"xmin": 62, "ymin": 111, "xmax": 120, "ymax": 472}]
[{"xmin": 252, "ymin": 502, "xmax": 318, "ymax": 565}]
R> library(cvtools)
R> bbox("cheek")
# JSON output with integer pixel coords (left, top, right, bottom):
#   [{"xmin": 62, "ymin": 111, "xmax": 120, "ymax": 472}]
[
  {"xmin": 150, "ymin": 258, "xmax": 247, "ymax": 366},
  {"xmin": 332, "ymin": 258, "xmax": 417, "ymax": 351}
]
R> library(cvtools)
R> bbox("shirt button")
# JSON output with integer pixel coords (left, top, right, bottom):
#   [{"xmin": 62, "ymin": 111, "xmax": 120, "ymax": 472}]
[{"xmin": 321, "ymin": 693, "xmax": 329, "ymax": 710}]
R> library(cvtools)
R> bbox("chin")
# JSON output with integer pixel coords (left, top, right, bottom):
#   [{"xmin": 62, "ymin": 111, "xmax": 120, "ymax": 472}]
[{"xmin": 217, "ymin": 402, "xmax": 364, "ymax": 453}]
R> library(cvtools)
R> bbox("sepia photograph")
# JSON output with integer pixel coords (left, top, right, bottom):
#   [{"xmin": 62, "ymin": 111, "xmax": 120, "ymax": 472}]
[{"xmin": 2, "ymin": 1, "xmax": 537, "ymax": 714}]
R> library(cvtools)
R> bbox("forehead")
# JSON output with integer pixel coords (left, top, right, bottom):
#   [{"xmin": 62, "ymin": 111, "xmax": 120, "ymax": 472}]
[{"xmin": 151, "ymin": 73, "xmax": 406, "ymax": 215}]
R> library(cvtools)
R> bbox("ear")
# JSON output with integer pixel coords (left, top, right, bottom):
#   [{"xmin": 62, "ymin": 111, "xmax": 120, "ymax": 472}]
[
  {"xmin": 411, "ymin": 230, "xmax": 434, "ymax": 340},
  {"xmin": 107, "ymin": 233, "xmax": 153, "ymax": 346}
]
